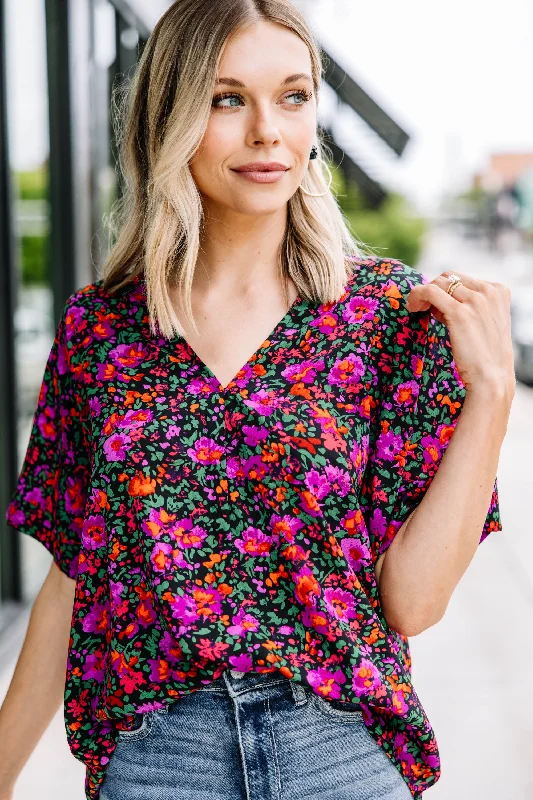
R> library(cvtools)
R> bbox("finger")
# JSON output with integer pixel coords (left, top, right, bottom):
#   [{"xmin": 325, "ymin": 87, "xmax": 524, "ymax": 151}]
[
  {"xmin": 430, "ymin": 275, "xmax": 475, "ymax": 303},
  {"xmin": 406, "ymin": 281, "xmax": 474, "ymax": 315},
  {"xmin": 439, "ymin": 270, "xmax": 495, "ymax": 295}
]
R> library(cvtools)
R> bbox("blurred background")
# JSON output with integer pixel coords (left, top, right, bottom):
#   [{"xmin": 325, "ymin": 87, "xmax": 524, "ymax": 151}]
[{"xmin": 0, "ymin": 0, "xmax": 531, "ymax": 797}]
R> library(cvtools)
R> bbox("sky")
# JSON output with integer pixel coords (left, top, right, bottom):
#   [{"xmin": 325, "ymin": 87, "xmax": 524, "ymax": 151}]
[{"xmin": 6, "ymin": 0, "xmax": 533, "ymax": 214}]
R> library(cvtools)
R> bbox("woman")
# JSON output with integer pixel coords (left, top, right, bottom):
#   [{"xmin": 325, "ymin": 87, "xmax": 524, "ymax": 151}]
[{"xmin": 1, "ymin": 1, "xmax": 515, "ymax": 799}]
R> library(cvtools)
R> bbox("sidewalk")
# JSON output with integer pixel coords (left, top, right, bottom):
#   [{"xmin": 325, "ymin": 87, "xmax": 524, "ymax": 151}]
[
  {"xmin": 411, "ymin": 223, "xmax": 533, "ymax": 799},
  {"xmin": 0, "ymin": 602, "xmax": 86, "ymax": 799}
]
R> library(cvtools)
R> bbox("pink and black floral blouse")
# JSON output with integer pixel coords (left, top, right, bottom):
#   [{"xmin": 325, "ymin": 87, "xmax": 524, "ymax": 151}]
[{"xmin": 5, "ymin": 256, "xmax": 502, "ymax": 799}]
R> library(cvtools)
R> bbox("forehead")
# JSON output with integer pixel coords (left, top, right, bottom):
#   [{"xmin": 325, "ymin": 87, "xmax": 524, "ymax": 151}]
[{"xmin": 217, "ymin": 20, "xmax": 313, "ymax": 86}]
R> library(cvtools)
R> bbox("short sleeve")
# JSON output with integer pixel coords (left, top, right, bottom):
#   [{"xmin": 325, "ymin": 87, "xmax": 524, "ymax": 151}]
[
  {"xmin": 5, "ymin": 297, "xmax": 92, "ymax": 579},
  {"xmin": 359, "ymin": 274, "xmax": 502, "ymax": 563}
]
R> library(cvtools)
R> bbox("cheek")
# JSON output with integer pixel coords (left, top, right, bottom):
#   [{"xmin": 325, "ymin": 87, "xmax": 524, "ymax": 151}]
[{"xmin": 189, "ymin": 125, "xmax": 234, "ymax": 185}]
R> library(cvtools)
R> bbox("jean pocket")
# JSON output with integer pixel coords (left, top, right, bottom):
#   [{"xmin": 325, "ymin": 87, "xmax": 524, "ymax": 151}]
[{"xmin": 116, "ymin": 710, "xmax": 155, "ymax": 742}]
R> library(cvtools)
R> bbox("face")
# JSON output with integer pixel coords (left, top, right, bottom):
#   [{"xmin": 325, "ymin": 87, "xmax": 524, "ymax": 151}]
[{"xmin": 188, "ymin": 19, "xmax": 317, "ymax": 219}]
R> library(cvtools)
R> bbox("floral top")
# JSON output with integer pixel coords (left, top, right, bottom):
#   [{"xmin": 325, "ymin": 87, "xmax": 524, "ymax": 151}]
[{"xmin": 5, "ymin": 256, "xmax": 502, "ymax": 799}]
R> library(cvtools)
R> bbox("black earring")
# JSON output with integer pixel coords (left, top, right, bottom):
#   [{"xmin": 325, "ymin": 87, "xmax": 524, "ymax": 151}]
[{"xmin": 309, "ymin": 145, "xmax": 318, "ymax": 160}]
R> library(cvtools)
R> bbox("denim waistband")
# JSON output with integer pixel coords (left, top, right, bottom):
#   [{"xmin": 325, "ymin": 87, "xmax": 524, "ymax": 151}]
[{"xmin": 195, "ymin": 667, "xmax": 297, "ymax": 694}]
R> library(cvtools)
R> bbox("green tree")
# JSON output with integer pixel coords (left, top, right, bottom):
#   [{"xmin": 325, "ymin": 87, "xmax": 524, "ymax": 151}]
[
  {"xmin": 333, "ymin": 169, "xmax": 426, "ymax": 267},
  {"xmin": 15, "ymin": 164, "xmax": 50, "ymax": 285}
]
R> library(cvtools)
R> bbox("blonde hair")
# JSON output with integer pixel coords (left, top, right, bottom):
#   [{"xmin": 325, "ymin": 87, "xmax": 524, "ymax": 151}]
[{"xmin": 101, "ymin": 0, "xmax": 374, "ymax": 339}]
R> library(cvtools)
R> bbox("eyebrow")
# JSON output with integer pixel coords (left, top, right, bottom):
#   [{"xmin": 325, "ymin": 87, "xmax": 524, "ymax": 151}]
[{"xmin": 215, "ymin": 72, "xmax": 313, "ymax": 87}]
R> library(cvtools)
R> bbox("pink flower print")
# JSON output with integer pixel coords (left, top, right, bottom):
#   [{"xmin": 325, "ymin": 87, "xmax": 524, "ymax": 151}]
[
  {"xmin": 307, "ymin": 667, "xmax": 348, "ymax": 700},
  {"xmin": 420, "ymin": 434, "xmax": 442, "ymax": 467},
  {"xmin": 328, "ymin": 353, "xmax": 365, "ymax": 389},
  {"xmin": 64, "ymin": 473, "xmax": 88, "ymax": 516},
  {"xmin": 82, "ymin": 602, "xmax": 109, "ymax": 635},
  {"xmin": 225, "ymin": 455, "xmax": 245, "ymax": 480},
  {"xmin": 92, "ymin": 318, "xmax": 114, "ymax": 339},
  {"xmin": 323, "ymin": 586, "xmax": 358, "ymax": 622},
  {"xmin": 270, "ymin": 513, "xmax": 305, "ymax": 544},
  {"xmin": 160, "ymin": 631, "xmax": 183, "ymax": 664},
  {"xmin": 340, "ymin": 536, "xmax": 371, "ymax": 572},
  {"xmin": 188, "ymin": 375, "xmax": 221, "ymax": 396},
  {"xmin": 188, "ymin": 436, "xmax": 225, "ymax": 464},
  {"xmin": 342, "ymin": 295, "xmax": 379, "ymax": 325},
  {"xmin": 81, "ymin": 514, "xmax": 107, "ymax": 550},
  {"xmin": 394, "ymin": 379, "xmax": 420, "ymax": 408},
  {"xmin": 293, "ymin": 566, "xmax": 321, "ymax": 607},
  {"xmin": 103, "ymin": 431, "xmax": 132, "ymax": 461},
  {"xmin": 376, "ymin": 429, "xmax": 404, "ymax": 462},
  {"xmin": 231, "ymin": 363, "xmax": 255, "ymax": 388},
  {"xmin": 227, "ymin": 611, "xmax": 261, "ymax": 637},
  {"xmin": 281, "ymin": 358, "xmax": 325, "ymax": 385},
  {"xmin": 64, "ymin": 303, "xmax": 86, "ymax": 336},
  {"xmin": 300, "ymin": 606, "xmax": 331, "ymax": 635},
  {"xmin": 340, "ymin": 508, "xmax": 366, "ymax": 538},
  {"xmin": 109, "ymin": 342, "xmax": 149, "ymax": 371},
  {"xmin": 172, "ymin": 520, "xmax": 207, "ymax": 550},
  {"xmin": 241, "ymin": 454, "xmax": 269, "ymax": 481},
  {"xmin": 234, "ymin": 527, "xmax": 275, "ymax": 557},
  {"xmin": 167, "ymin": 592, "xmax": 202, "ymax": 634},
  {"xmin": 309, "ymin": 311, "xmax": 339, "ymax": 335},
  {"xmin": 392, "ymin": 689, "xmax": 410, "ymax": 715},
  {"xmin": 228, "ymin": 652, "xmax": 254, "ymax": 672},
  {"xmin": 193, "ymin": 586, "xmax": 224, "ymax": 617},
  {"xmin": 142, "ymin": 507, "xmax": 178, "ymax": 541},
  {"xmin": 88, "ymin": 395, "xmax": 103, "ymax": 417},
  {"xmin": 116, "ymin": 408, "xmax": 154, "ymax": 430},
  {"xmin": 351, "ymin": 657, "xmax": 382, "ymax": 697},
  {"xmin": 324, "ymin": 464, "xmax": 351, "ymax": 497},
  {"xmin": 349, "ymin": 440, "xmax": 367, "ymax": 477},
  {"xmin": 81, "ymin": 651, "xmax": 106, "ymax": 683},
  {"xmin": 242, "ymin": 424, "xmax": 269, "ymax": 447},
  {"xmin": 367, "ymin": 507, "xmax": 388, "ymax": 540},
  {"xmin": 109, "ymin": 580, "xmax": 126, "ymax": 611},
  {"xmin": 150, "ymin": 541, "xmax": 175, "ymax": 573},
  {"xmin": 37, "ymin": 406, "xmax": 57, "ymax": 442},
  {"xmin": 305, "ymin": 469, "xmax": 330, "ymax": 500},
  {"xmin": 136, "ymin": 596, "xmax": 159, "ymax": 629},
  {"xmin": 243, "ymin": 389, "xmax": 281, "ymax": 417}
]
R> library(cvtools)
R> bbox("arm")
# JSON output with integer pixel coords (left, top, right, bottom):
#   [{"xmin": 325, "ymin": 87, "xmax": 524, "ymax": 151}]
[
  {"xmin": 375, "ymin": 269, "xmax": 514, "ymax": 637},
  {"xmin": 0, "ymin": 561, "xmax": 75, "ymax": 796},
  {"xmin": 376, "ymin": 384, "xmax": 510, "ymax": 636}
]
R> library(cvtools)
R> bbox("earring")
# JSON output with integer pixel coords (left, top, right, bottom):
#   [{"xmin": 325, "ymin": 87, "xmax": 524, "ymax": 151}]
[{"xmin": 300, "ymin": 146, "xmax": 333, "ymax": 197}]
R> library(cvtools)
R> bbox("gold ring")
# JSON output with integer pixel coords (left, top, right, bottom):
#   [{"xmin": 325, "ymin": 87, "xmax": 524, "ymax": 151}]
[{"xmin": 445, "ymin": 273, "xmax": 462, "ymax": 297}]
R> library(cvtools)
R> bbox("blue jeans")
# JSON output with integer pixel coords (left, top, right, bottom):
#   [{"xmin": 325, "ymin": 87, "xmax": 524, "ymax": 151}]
[{"xmin": 100, "ymin": 668, "xmax": 413, "ymax": 800}]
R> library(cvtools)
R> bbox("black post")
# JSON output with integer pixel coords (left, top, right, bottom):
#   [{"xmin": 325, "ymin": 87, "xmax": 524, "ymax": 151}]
[
  {"xmin": 0, "ymin": 0, "xmax": 23, "ymax": 605},
  {"xmin": 45, "ymin": 0, "xmax": 77, "ymax": 323}
]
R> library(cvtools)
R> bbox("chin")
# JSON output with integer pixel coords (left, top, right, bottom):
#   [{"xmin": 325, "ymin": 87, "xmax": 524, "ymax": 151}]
[{"xmin": 230, "ymin": 197, "xmax": 290, "ymax": 216}]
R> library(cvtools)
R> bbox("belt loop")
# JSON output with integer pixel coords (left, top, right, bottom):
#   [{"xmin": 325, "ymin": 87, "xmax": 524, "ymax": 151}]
[{"xmin": 289, "ymin": 680, "xmax": 308, "ymax": 707}]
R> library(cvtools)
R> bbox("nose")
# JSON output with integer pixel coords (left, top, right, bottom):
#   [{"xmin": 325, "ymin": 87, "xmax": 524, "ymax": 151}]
[{"xmin": 246, "ymin": 101, "xmax": 281, "ymax": 149}]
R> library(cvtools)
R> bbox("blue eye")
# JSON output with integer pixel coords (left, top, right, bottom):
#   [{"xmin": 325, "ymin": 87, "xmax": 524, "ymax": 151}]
[
  {"xmin": 212, "ymin": 89, "xmax": 312, "ymax": 109},
  {"xmin": 212, "ymin": 93, "xmax": 243, "ymax": 109}
]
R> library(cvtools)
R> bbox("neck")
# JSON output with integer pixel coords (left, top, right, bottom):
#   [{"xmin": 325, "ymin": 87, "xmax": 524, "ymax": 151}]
[{"xmin": 194, "ymin": 201, "xmax": 289, "ymax": 296}]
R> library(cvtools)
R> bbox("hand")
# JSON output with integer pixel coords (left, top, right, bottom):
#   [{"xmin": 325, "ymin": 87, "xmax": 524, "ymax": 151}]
[{"xmin": 405, "ymin": 270, "xmax": 516, "ymax": 397}]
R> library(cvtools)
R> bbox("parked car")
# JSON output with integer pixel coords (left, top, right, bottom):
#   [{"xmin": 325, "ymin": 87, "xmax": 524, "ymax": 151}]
[{"xmin": 511, "ymin": 283, "xmax": 533, "ymax": 386}]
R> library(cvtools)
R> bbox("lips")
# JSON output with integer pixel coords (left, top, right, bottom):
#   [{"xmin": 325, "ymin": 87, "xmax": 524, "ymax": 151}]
[{"xmin": 232, "ymin": 162, "xmax": 289, "ymax": 172}]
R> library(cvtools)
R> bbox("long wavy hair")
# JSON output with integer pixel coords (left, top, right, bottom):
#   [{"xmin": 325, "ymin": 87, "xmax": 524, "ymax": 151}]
[{"xmin": 101, "ymin": 0, "xmax": 374, "ymax": 340}]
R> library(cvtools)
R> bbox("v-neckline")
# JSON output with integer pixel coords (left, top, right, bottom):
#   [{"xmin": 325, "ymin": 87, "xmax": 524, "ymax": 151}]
[{"xmin": 132, "ymin": 274, "xmax": 307, "ymax": 394}]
